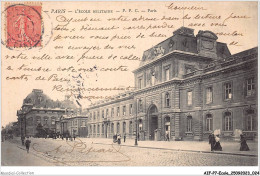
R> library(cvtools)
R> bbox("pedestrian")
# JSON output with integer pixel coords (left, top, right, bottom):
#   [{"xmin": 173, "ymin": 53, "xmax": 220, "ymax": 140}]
[
  {"xmin": 25, "ymin": 136, "xmax": 31, "ymax": 153},
  {"xmin": 73, "ymin": 134, "xmax": 76, "ymax": 141},
  {"xmin": 124, "ymin": 134, "xmax": 126, "ymax": 143},
  {"xmin": 66, "ymin": 134, "xmax": 68, "ymax": 141},
  {"xmin": 21, "ymin": 136, "xmax": 25, "ymax": 146},
  {"xmin": 209, "ymin": 133, "xmax": 216, "ymax": 151},
  {"xmin": 240, "ymin": 134, "xmax": 250, "ymax": 151},
  {"xmin": 61, "ymin": 135, "xmax": 64, "ymax": 140},
  {"xmin": 117, "ymin": 134, "xmax": 121, "ymax": 144},
  {"xmin": 214, "ymin": 134, "xmax": 222, "ymax": 151}
]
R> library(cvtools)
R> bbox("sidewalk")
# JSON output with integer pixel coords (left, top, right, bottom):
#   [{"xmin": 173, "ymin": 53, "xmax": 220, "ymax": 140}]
[{"xmin": 87, "ymin": 138, "xmax": 258, "ymax": 157}]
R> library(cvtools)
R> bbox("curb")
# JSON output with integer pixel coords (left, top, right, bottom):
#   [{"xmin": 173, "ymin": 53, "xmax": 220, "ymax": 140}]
[{"xmin": 92, "ymin": 142, "xmax": 258, "ymax": 157}]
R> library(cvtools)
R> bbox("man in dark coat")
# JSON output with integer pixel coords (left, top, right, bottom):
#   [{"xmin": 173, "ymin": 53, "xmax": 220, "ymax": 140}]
[
  {"xmin": 25, "ymin": 136, "xmax": 31, "ymax": 153},
  {"xmin": 209, "ymin": 134, "xmax": 216, "ymax": 151}
]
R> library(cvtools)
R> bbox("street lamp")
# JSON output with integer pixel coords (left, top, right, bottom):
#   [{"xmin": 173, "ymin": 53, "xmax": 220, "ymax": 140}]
[{"xmin": 135, "ymin": 99, "xmax": 138, "ymax": 146}]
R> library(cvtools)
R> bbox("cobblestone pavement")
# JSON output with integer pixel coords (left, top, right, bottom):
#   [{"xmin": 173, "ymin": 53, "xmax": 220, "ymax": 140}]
[
  {"xmin": 1, "ymin": 141, "xmax": 53, "ymax": 166},
  {"xmin": 2, "ymin": 137, "xmax": 258, "ymax": 166}
]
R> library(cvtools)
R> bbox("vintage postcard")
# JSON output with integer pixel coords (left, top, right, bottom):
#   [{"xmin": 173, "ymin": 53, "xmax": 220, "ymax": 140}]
[{"xmin": 1, "ymin": 1, "xmax": 259, "ymax": 175}]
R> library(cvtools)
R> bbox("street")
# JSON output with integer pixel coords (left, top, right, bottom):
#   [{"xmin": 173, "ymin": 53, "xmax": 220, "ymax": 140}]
[{"xmin": 1, "ymin": 138, "xmax": 258, "ymax": 166}]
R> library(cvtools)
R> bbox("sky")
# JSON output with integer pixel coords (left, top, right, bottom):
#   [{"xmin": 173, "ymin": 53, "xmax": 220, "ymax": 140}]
[{"xmin": 1, "ymin": 1, "xmax": 258, "ymax": 127}]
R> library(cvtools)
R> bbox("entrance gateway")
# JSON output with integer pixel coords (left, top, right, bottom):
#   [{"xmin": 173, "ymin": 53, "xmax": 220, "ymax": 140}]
[{"xmin": 148, "ymin": 105, "xmax": 158, "ymax": 140}]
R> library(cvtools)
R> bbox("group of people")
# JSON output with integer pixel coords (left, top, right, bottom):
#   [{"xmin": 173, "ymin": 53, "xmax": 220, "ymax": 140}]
[
  {"xmin": 113, "ymin": 134, "xmax": 126, "ymax": 144},
  {"xmin": 209, "ymin": 133, "xmax": 250, "ymax": 151}
]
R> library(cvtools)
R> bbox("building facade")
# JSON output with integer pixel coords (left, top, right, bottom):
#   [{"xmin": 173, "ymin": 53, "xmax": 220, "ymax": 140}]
[
  {"xmin": 87, "ymin": 27, "xmax": 258, "ymax": 141},
  {"xmin": 17, "ymin": 89, "xmax": 88, "ymax": 137}
]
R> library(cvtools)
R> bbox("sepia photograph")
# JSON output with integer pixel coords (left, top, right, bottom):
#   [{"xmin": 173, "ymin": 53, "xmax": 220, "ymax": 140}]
[{"xmin": 0, "ymin": 1, "xmax": 259, "ymax": 175}]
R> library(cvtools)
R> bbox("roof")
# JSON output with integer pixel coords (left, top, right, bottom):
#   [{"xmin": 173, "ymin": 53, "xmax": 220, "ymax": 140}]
[{"xmin": 138, "ymin": 27, "xmax": 231, "ymax": 69}]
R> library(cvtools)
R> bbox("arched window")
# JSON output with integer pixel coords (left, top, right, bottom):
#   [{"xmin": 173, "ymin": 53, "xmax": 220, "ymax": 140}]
[
  {"xmin": 36, "ymin": 116, "xmax": 41, "ymax": 125},
  {"xmin": 111, "ymin": 123, "xmax": 114, "ymax": 134},
  {"xmin": 44, "ymin": 117, "xmax": 48, "ymax": 125},
  {"xmin": 165, "ymin": 92, "xmax": 170, "ymax": 107},
  {"xmin": 187, "ymin": 116, "xmax": 192, "ymax": 132},
  {"xmin": 51, "ymin": 117, "xmax": 55, "ymax": 125},
  {"xmin": 206, "ymin": 114, "xmax": 213, "ymax": 131},
  {"xmin": 224, "ymin": 111, "xmax": 232, "ymax": 131},
  {"xmin": 123, "ymin": 122, "xmax": 126, "ymax": 134},
  {"xmin": 246, "ymin": 109, "xmax": 255, "ymax": 131}
]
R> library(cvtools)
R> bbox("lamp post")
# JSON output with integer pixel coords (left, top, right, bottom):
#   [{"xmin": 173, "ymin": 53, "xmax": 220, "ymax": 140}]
[{"xmin": 135, "ymin": 99, "xmax": 138, "ymax": 146}]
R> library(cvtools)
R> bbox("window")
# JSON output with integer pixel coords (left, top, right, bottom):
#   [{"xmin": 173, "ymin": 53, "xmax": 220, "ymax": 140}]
[
  {"xmin": 123, "ymin": 106, "xmax": 126, "ymax": 116},
  {"xmin": 246, "ymin": 109, "xmax": 255, "ymax": 131},
  {"xmin": 97, "ymin": 111, "xmax": 100, "ymax": 118},
  {"xmin": 123, "ymin": 122, "xmax": 126, "ymax": 134},
  {"xmin": 165, "ymin": 67, "xmax": 170, "ymax": 81},
  {"xmin": 27, "ymin": 117, "xmax": 33, "ymax": 126},
  {"xmin": 51, "ymin": 117, "xmax": 55, "ymax": 125},
  {"xmin": 89, "ymin": 125, "xmax": 92, "ymax": 134},
  {"xmin": 97, "ymin": 124, "xmax": 100, "ymax": 134},
  {"xmin": 187, "ymin": 91, "xmax": 192, "ymax": 106},
  {"xmin": 102, "ymin": 110, "xmax": 104, "ymax": 118},
  {"xmin": 44, "ymin": 117, "xmax": 48, "ymax": 125},
  {"xmin": 129, "ymin": 121, "xmax": 132, "ymax": 134},
  {"xmin": 102, "ymin": 124, "xmax": 104, "ymax": 134},
  {"xmin": 187, "ymin": 116, "xmax": 192, "ymax": 132},
  {"xmin": 206, "ymin": 87, "xmax": 213, "ymax": 104},
  {"xmin": 139, "ymin": 99, "xmax": 143, "ymax": 112},
  {"xmin": 117, "ymin": 107, "xmax": 120, "ymax": 116},
  {"xmin": 224, "ymin": 82, "xmax": 232, "ymax": 100},
  {"xmin": 224, "ymin": 112, "xmax": 232, "ymax": 131},
  {"xmin": 111, "ymin": 108, "xmax": 114, "ymax": 117},
  {"xmin": 94, "ymin": 125, "xmax": 96, "ymax": 133},
  {"xmin": 74, "ymin": 120, "xmax": 77, "ymax": 126},
  {"xmin": 139, "ymin": 119, "xmax": 143, "ymax": 131},
  {"xmin": 151, "ymin": 70, "xmax": 155, "ymax": 85},
  {"xmin": 165, "ymin": 92, "xmax": 170, "ymax": 107},
  {"xmin": 106, "ymin": 109, "xmax": 109, "ymax": 118},
  {"xmin": 138, "ymin": 77, "xmax": 142, "ymax": 89},
  {"xmin": 36, "ymin": 116, "xmax": 41, "ymax": 125},
  {"xmin": 117, "ymin": 123, "xmax": 120, "ymax": 134},
  {"xmin": 129, "ymin": 104, "xmax": 133, "ymax": 115},
  {"xmin": 94, "ymin": 112, "xmax": 96, "ymax": 120},
  {"xmin": 90, "ymin": 113, "xmax": 92, "ymax": 120},
  {"xmin": 247, "ymin": 78, "xmax": 255, "ymax": 96},
  {"xmin": 206, "ymin": 114, "xmax": 213, "ymax": 131},
  {"xmin": 111, "ymin": 123, "xmax": 114, "ymax": 133}
]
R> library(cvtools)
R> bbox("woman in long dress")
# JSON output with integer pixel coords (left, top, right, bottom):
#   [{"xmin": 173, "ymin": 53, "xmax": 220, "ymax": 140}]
[
  {"xmin": 214, "ymin": 135, "xmax": 222, "ymax": 151},
  {"xmin": 240, "ymin": 134, "xmax": 250, "ymax": 151}
]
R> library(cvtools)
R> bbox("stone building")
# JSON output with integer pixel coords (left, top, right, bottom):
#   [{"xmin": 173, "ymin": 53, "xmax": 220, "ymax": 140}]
[
  {"xmin": 87, "ymin": 27, "xmax": 258, "ymax": 141},
  {"xmin": 17, "ymin": 89, "xmax": 88, "ymax": 137},
  {"xmin": 60, "ymin": 115, "xmax": 88, "ymax": 137}
]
